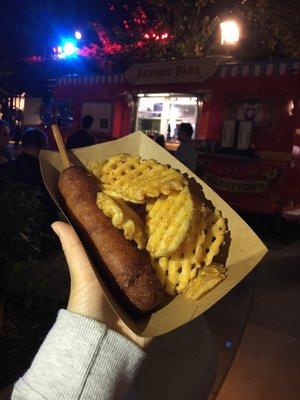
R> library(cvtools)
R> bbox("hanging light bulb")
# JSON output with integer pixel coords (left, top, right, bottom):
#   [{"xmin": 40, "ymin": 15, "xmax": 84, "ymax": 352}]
[{"xmin": 220, "ymin": 20, "xmax": 240, "ymax": 45}]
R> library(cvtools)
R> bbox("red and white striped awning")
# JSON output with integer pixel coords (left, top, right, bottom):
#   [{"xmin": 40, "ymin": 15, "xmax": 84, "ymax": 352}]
[
  {"xmin": 57, "ymin": 60, "xmax": 300, "ymax": 86},
  {"xmin": 57, "ymin": 74, "xmax": 125, "ymax": 86},
  {"xmin": 220, "ymin": 61, "xmax": 300, "ymax": 78}
]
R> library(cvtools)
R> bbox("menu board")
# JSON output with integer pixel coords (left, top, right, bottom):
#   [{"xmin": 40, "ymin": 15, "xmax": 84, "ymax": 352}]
[
  {"xmin": 224, "ymin": 96, "xmax": 277, "ymax": 137},
  {"xmin": 221, "ymin": 120, "xmax": 236, "ymax": 148},
  {"xmin": 237, "ymin": 121, "xmax": 252, "ymax": 150}
]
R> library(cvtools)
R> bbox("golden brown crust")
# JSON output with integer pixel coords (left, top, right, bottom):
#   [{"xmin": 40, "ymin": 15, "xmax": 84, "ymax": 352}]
[{"xmin": 58, "ymin": 166, "xmax": 163, "ymax": 312}]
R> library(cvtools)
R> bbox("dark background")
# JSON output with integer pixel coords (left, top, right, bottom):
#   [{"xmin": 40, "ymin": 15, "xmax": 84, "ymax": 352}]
[{"xmin": 0, "ymin": 0, "xmax": 106, "ymax": 61}]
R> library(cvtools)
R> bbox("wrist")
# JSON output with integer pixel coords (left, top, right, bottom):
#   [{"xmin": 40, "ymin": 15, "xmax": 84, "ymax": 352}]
[{"xmin": 113, "ymin": 320, "xmax": 152, "ymax": 350}]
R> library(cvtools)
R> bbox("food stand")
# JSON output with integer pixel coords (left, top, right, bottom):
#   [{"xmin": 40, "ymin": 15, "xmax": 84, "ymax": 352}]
[{"xmin": 50, "ymin": 58, "xmax": 300, "ymax": 220}]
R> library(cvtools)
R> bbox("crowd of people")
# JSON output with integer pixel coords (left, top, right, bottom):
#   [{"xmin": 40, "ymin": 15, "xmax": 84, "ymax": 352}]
[
  {"xmin": 0, "ymin": 115, "xmax": 96, "ymax": 220},
  {"xmin": 0, "ymin": 121, "xmax": 58, "ymax": 224}
]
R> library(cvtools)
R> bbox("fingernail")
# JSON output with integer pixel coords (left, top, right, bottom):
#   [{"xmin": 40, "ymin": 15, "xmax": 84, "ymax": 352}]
[{"xmin": 51, "ymin": 222, "xmax": 60, "ymax": 236}]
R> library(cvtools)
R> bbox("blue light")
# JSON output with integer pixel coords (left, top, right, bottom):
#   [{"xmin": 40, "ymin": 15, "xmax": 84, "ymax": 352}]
[
  {"xmin": 53, "ymin": 37, "xmax": 79, "ymax": 59},
  {"xmin": 63, "ymin": 41, "xmax": 76, "ymax": 56},
  {"xmin": 75, "ymin": 31, "xmax": 82, "ymax": 40}
]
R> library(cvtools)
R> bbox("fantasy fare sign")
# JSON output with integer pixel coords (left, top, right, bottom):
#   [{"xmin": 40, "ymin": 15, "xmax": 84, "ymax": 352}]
[{"xmin": 125, "ymin": 58, "xmax": 219, "ymax": 85}]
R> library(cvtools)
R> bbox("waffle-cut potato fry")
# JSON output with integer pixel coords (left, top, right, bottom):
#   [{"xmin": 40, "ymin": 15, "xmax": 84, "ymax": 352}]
[
  {"xmin": 146, "ymin": 186, "xmax": 193, "ymax": 258},
  {"xmin": 96, "ymin": 192, "xmax": 147, "ymax": 249},
  {"xmin": 202, "ymin": 209, "xmax": 226, "ymax": 266},
  {"xmin": 151, "ymin": 256, "xmax": 169, "ymax": 288},
  {"xmin": 91, "ymin": 153, "xmax": 186, "ymax": 203},
  {"xmin": 100, "ymin": 184, "xmax": 139, "ymax": 203},
  {"xmin": 91, "ymin": 153, "xmax": 229, "ymax": 302},
  {"xmin": 152, "ymin": 199, "xmax": 207, "ymax": 295},
  {"xmin": 89, "ymin": 160, "xmax": 106, "ymax": 180},
  {"xmin": 183, "ymin": 264, "xmax": 226, "ymax": 300}
]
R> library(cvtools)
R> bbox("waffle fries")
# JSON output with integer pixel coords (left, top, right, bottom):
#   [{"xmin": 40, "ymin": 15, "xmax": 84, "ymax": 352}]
[
  {"xmin": 152, "ymin": 201, "xmax": 226, "ymax": 296},
  {"xmin": 152, "ymin": 199, "xmax": 207, "ymax": 295},
  {"xmin": 202, "ymin": 209, "xmax": 226, "ymax": 266},
  {"xmin": 146, "ymin": 186, "xmax": 194, "ymax": 258},
  {"xmin": 183, "ymin": 264, "xmax": 227, "ymax": 300},
  {"xmin": 91, "ymin": 153, "xmax": 186, "ymax": 203},
  {"xmin": 92, "ymin": 153, "xmax": 228, "ymax": 301},
  {"xmin": 96, "ymin": 192, "xmax": 147, "ymax": 249}
]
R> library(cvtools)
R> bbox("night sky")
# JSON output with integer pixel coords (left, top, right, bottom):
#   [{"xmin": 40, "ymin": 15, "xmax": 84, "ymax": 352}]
[{"xmin": 0, "ymin": 0, "xmax": 107, "ymax": 61}]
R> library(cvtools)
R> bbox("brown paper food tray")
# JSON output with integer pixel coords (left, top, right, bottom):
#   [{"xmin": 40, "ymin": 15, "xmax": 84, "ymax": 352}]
[{"xmin": 40, "ymin": 132, "xmax": 267, "ymax": 337}]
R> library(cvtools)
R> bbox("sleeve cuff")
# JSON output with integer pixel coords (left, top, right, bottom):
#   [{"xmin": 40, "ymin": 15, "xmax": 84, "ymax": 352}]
[{"xmin": 13, "ymin": 309, "xmax": 145, "ymax": 400}]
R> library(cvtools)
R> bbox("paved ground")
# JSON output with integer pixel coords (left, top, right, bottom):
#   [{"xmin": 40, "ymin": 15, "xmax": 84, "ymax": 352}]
[
  {"xmin": 128, "ymin": 316, "xmax": 217, "ymax": 400},
  {"xmin": 210, "ymin": 218, "xmax": 300, "ymax": 399},
  {"xmin": 216, "ymin": 322, "xmax": 300, "ymax": 400}
]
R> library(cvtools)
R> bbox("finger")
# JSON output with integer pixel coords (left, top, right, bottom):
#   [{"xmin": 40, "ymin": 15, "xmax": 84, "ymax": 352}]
[{"xmin": 51, "ymin": 221, "xmax": 96, "ymax": 282}]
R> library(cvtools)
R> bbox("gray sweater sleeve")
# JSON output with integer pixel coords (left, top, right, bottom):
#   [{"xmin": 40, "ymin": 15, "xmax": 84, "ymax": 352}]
[{"xmin": 12, "ymin": 309, "xmax": 145, "ymax": 400}]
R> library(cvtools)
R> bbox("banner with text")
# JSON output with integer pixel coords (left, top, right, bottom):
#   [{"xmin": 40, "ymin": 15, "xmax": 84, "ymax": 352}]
[{"xmin": 125, "ymin": 58, "xmax": 219, "ymax": 85}]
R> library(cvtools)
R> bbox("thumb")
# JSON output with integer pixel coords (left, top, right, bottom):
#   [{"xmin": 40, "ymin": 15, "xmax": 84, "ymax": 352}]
[{"xmin": 51, "ymin": 221, "xmax": 97, "ymax": 284}]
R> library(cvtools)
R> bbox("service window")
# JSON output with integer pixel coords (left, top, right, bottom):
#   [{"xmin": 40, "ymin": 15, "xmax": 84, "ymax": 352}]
[
  {"xmin": 81, "ymin": 102, "xmax": 112, "ymax": 133},
  {"xmin": 136, "ymin": 95, "xmax": 198, "ymax": 139}
]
